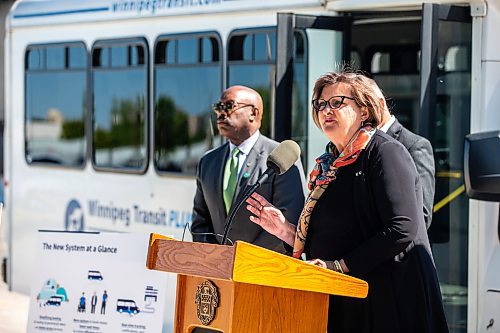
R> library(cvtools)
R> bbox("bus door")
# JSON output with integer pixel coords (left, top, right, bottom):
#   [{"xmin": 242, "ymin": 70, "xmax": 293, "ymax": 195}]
[
  {"xmin": 275, "ymin": 13, "xmax": 351, "ymax": 171},
  {"xmin": 276, "ymin": 5, "xmax": 473, "ymax": 332},
  {"xmin": 340, "ymin": 8, "xmax": 472, "ymax": 331},
  {"xmin": 420, "ymin": 4, "xmax": 472, "ymax": 332},
  {"xmin": 356, "ymin": 5, "xmax": 472, "ymax": 332}
]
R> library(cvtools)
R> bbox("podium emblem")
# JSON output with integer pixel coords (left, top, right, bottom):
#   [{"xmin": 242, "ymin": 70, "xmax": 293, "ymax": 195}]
[{"xmin": 195, "ymin": 280, "xmax": 219, "ymax": 325}]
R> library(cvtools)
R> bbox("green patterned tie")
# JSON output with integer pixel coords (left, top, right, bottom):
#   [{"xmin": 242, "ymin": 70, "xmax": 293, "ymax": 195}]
[{"xmin": 223, "ymin": 147, "xmax": 240, "ymax": 213}]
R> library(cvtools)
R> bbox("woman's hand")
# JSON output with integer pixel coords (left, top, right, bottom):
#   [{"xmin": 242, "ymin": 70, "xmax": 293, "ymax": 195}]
[
  {"xmin": 306, "ymin": 258, "xmax": 349, "ymax": 273},
  {"xmin": 306, "ymin": 258, "xmax": 329, "ymax": 268},
  {"xmin": 246, "ymin": 192, "xmax": 296, "ymax": 246}
]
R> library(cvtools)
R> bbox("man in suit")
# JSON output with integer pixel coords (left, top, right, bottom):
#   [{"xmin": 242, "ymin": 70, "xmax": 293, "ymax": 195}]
[
  {"xmin": 191, "ymin": 85, "xmax": 306, "ymax": 253},
  {"xmin": 90, "ymin": 292, "xmax": 97, "ymax": 314},
  {"xmin": 371, "ymin": 79, "xmax": 435, "ymax": 229}
]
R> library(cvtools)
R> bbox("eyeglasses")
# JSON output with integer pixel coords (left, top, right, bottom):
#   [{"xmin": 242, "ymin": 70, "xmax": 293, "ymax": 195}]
[
  {"xmin": 212, "ymin": 100, "xmax": 255, "ymax": 114},
  {"xmin": 312, "ymin": 95, "xmax": 355, "ymax": 112}
]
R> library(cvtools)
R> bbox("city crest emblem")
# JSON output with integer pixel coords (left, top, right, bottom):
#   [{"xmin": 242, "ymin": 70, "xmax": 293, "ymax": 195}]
[{"xmin": 195, "ymin": 280, "xmax": 219, "ymax": 325}]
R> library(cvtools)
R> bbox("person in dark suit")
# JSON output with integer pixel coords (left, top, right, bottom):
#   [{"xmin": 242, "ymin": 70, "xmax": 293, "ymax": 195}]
[
  {"xmin": 371, "ymin": 80, "xmax": 435, "ymax": 229},
  {"xmin": 90, "ymin": 292, "xmax": 97, "ymax": 314},
  {"xmin": 191, "ymin": 85, "xmax": 306, "ymax": 253},
  {"xmin": 246, "ymin": 72, "xmax": 448, "ymax": 332}
]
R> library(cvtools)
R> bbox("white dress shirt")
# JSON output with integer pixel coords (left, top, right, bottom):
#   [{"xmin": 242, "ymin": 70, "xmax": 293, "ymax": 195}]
[
  {"xmin": 228, "ymin": 130, "xmax": 260, "ymax": 179},
  {"xmin": 379, "ymin": 115, "xmax": 396, "ymax": 133}
]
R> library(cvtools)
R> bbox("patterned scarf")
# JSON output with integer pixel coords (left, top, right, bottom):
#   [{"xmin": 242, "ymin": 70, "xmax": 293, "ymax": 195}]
[{"xmin": 292, "ymin": 125, "xmax": 376, "ymax": 259}]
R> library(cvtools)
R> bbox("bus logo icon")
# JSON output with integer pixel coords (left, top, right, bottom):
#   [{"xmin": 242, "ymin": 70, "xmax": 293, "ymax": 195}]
[
  {"xmin": 65, "ymin": 199, "xmax": 84, "ymax": 231},
  {"xmin": 116, "ymin": 299, "xmax": 140, "ymax": 315},
  {"xmin": 88, "ymin": 270, "xmax": 103, "ymax": 281}
]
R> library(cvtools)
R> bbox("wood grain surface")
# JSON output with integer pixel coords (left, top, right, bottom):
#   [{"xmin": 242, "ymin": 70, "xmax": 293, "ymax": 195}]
[
  {"xmin": 175, "ymin": 276, "xmax": 329, "ymax": 333},
  {"xmin": 147, "ymin": 237, "xmax": 236, "ymax": 280},
  {"xmin": 147, "ymin": 235, "xmax": 369, "ymax": 332},
  {"xmin": 233, "ymin": 241, "xmax": 368, "ymax": 298}
]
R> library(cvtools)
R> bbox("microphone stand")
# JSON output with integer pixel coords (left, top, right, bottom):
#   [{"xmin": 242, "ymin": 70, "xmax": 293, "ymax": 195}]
[{"xmin": 221, "ymin": 169, "xmax": 274, "ymax": 245}]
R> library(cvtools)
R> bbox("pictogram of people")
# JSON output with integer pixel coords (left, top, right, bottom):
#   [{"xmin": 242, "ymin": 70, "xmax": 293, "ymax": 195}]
[
  {"xmin": 101, "ymin": 290, "xmax": 108, "ymax": 315},
  {"xmin": 90, "ymin": 292, "xmax": 98, "ymax": 314},
  {"xmin": 78, "ymin": 292, "xmax": 86, "ymax": 312}
]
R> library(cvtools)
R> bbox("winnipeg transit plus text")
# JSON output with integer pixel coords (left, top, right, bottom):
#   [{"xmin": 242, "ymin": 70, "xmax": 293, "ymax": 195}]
[{"xmin": 87, "ymin": 200, "xmax": 191, "ymax": 228}]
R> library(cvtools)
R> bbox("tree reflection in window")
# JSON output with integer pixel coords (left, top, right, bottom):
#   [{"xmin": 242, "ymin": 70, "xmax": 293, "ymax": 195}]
[
  {"xmin": 154, "ymin": 34, "xmax": 222, "ymax": 174},
  {"xmin": 228, "ymin": 29, "xmax": 308, "ymax": 167},
  {"xmin": 92, "ymin": 41, "xmax": 147, "ymax": 170},
  {"xmin": 228, "ymin": 30, "xmax": 276, "ymax": 137},
  {"xmin": 25, "ymin": 43, "xmax": 87, "ymax": 166}
]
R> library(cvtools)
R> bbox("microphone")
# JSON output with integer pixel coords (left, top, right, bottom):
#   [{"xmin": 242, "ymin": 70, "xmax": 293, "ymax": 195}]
[{"xmin": 221, "ymin": 140, "xmax": 301, "ymax": 245}]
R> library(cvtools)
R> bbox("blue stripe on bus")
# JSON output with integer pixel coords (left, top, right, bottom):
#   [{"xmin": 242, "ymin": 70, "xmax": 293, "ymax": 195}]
[{"xmin": 13, "ymin": 7, "xmax": 109, "ymax": 19}]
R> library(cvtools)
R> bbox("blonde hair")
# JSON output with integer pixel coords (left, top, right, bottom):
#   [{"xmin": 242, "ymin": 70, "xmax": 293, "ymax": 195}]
[{"xmin": 311, "ymin": 71, "xmax": 384, "ymax": 129}]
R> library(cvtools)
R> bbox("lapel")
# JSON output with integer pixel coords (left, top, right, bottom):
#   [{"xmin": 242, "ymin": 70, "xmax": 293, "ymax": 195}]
[
  {"xmin": 215, "ymin": 143, "xmax": 230, "ymax": 218},
  {"xmin": 232, "ymin": 134, "xmax": 265, "ymax": 207},
  {"xmin": 387, "ymin": 118, "xmax": 403, "ymax": 141}
]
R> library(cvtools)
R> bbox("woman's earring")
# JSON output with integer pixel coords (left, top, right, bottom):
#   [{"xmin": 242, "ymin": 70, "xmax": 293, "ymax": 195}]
[{"xmin": 361, "ymin": 114, "xmax": 367, "ymax": 127}]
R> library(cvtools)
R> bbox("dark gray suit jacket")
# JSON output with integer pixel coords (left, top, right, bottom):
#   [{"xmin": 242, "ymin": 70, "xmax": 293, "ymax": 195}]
[
  {"xmin": 387, "ymin": 119, "xmax": 435, "ymax": 229},
  {"xmin": 191, "ymin": 134, "xmax": 306, "ymax": 253}
]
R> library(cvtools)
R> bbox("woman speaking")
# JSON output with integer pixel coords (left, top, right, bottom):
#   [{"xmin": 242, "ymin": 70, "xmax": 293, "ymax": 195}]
[{"xmin": 246, "ymin": 71, "xmax": 448, "ymax": 332}]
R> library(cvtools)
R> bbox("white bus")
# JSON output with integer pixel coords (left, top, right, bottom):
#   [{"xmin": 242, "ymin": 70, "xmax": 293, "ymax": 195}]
[{"xmin": 3, "ymin": 0, "xmax": 500, "ymax": 332}]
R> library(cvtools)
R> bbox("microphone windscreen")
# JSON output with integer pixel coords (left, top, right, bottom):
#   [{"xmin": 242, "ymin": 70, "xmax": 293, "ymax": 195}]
[{"xmin": 267, "ymin": 140, "xmax": 301, "ymax": 175}]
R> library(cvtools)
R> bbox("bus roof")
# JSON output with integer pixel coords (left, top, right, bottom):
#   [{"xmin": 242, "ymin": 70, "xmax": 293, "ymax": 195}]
[{"xmin": 8, "ymin": 0, "xmax": 323, "ymax": 28}]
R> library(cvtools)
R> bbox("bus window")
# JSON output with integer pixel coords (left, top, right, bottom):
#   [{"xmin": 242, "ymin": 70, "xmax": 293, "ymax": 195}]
[
  {"xmin": 91, "ymin": 39, "xmax": 148, "ymax": 172},
  {"xmin": 25, "ymin": 43, "xmax": 87, "ymax": 166},
  {"xmin": 228, "ymin": 29, "xmax": 275, "ymax": 137},
  {"xmin": 154, "ymin": 33, "xmax": 222, "ymax": 174},
  {"xmin": 228, "ymin": 29, "xmax": 308, "ymax": 167},
  {"xmin": 352, "ymin": 19, "xmax": 421, "ymax": 132}
]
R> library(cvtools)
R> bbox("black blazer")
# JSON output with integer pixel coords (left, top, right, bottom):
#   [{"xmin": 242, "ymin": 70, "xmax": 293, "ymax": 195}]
[
  {"xmin": 387, "ymin": 119, "xmax": 435, "ymax": 229},
  {"xmin": 308, "ymin": 131, "xmax": 447, "ymax": 333},
  {"xmin": 191, "ymin": 134, "xmax": 306, "ymax": 253},
  {"xmin": 344, "ymin": 130, "xmax": 433, "ymax": 275}
]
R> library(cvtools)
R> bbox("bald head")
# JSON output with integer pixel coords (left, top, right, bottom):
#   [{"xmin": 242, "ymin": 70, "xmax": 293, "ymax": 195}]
[
  {"xmin": 221, "ymin": 85, "xmax": 263, "ymax": 122},
  {"xmin": 216, "ymin": 85, "xmax": 264, "ymax": 145}
]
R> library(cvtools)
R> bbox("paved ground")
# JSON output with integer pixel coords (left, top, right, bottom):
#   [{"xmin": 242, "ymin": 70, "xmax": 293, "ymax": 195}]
[
  {"xmin": 0, "ymin": 281, "xmax": 29, "ymax": 333},
  {"xmin": 1, "ymin": 206, "xmax": 29, "ymax": 332}
]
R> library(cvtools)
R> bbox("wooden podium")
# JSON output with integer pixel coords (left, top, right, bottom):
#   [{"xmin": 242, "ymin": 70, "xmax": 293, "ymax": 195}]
[{"xmin": 147, "ymin": 233, "xmax": 368, "ymax": 333}]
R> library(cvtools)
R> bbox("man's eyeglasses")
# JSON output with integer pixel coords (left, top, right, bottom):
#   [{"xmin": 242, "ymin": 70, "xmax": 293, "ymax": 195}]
[
  {"xmin": 312, "ymin": 95, "xmax": 355, "ymax": 112},
  {"xmin": 212, "ymin": 100, "xmax": 255, "ymax": 114}
]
